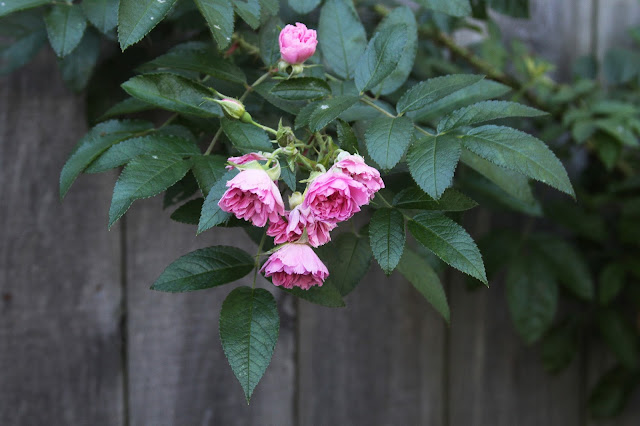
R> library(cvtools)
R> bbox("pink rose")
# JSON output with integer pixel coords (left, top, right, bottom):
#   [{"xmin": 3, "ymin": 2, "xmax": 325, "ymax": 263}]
[
  {"xmin": 261, "ymin": 243, "xmax": 329, "ymax": 290},
  {"xmin": 302, "ymin": 171, "xmax": 369, "ymax": 223},
  {"xmin": 226, "ymin": 152, "xmax": 267, "ymax": 170},
  {"xmin": 266, "ymin": 205, "xmax": 336, "ymax": 247},
  {"xmin": 218, "ymin": 169, "xmax": 285, "ymax": 227},
  {"xmin": 279, "ymin": 22, "xmax": 318, "ymax": 65},
  {"xmin": 331, "ymin": 154, "xmax": 384, "ymax": 200}
]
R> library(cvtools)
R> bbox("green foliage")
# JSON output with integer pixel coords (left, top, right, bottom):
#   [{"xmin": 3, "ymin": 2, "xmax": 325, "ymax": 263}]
[
  {"xmin": 271, "ymin": 77, "xmax": 331, "ymax": 101},
  {"xmin": 397, "ymin": 74, "xmax": 484, "ymax": 114},
  {"xmin": 81, "ymin": 0, "xmax": 119, "ymax": 35},
  {"xmin": 194, "ymin": 0, "xmax": 234, "ymax": 49},
  {"xmin": 354, "ymin": 24, "xmax": 407, "ymax": 93},
  {"xmin": 365, "ymin": 116, "xmax": 414, "ymax": 170},
  {"xmin": 369, "ymin": 208, "xmax": 405, "ymax": 275},
  {"xmin": 221, "ymin": 118, "xmax": 273, "ymax": 152},
  {"xmin": 407, "ymin": 134, "xmax": 462, "ymax": 199},
  {"xmin": 317, "ymin": 232, "xmax": 372, "ymax": 296},
  {"xmin": 118, "ymin": 0, "xmax": 178, "ymax": 50},
  {"xmin": 44, "ymin": 4, "xmax": 87, "ymax": 57}
]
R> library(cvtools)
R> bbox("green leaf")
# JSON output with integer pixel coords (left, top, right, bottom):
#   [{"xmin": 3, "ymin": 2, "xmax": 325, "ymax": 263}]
[
  {"xmin": 60, "ymin": 120, "xmax": 153, "ymax": 198},
  {"xmin": 408, "ymin": 212, "xmax": 487, "ymax": 284},
  {"xmin": 531, "ymin": 235, "xmax": 594, "ymax": 301},
  {"xmin": 259, "ymin": 16, "xmax": 282, "ymax": 66},
  {"xmin": 369, "ymin": 209, "xmax": 405, "ymax": 275},
  {"xmin": 288, "ymin": 0, "xmax": 321, "ymax": 13},
  {"xmin": 397, "ymin": 74, "xmax": 484, "ymax": 115},
  {"xmin": 489, "ymin": 0, "xmax": 529, "ymax": 18},
  {"xmin": 194, "ymin": 0, "xmax": 234, "ymax": 49},
  {"xmin": 58, "ymin": 29, "xmax": 101, "ymax": 92},
  {"xmin": 44, "ymin": 4, "xmax": 87, "ymax": 57},
  {"xmin": 506, "ymin": 255, "xmax": 558, "ymax": 344},
  {"xmin": 108, "ymin": 153, "xmax": 191, "ymax": 228},
  {"xmin": 220, "ymin": 286, "xmax": 279, "ymax": 402},
  {"xmin": 234, "ymin": 0, "xmax": 260, "ymax": 29},
  {"xmin": 270, "ymin": 77, "xmax": 331, "ymax": 101},
  {"xmin": 317, "ymin": 233, "xmax": 372, "ymax": 296},
  {"xmin": 198, "ymin": 169, "xmax": 238, "ymax": 233},
  {"xmin": 163, "ymin": 172, "xmax": 199, "ymax": 209},
  {"xmin": 397, "ymin": 248, "xmax": 450, "ymax": 322},
  {"xmin": 461, "ymin": 125, "xmax": 574, "ymax": 197},
  {"xmin": 371, "ymin": 6, "xmax": 418, "ymax": 96},
  {"xmin": 171, "ymin": 198, "xmax": 205, "ymax": 225},
  {"xmin": 364, "ymin": 115, "xmax": 414, "ymax": 170},
  {"xmin": 281, "ymin": 282, "xmax": 345, "ymax": 308},
  {"xmin": 100, "ymin": 98, "xmax": 154, "ymax": 120},
  {"xmin": 597, "ymin": 310, "xmax": 639, "ymax": 369},
  {"xmin": 118, "ymin": 0, "xmax": 178, "ymax": 50},
  {"xmin": 318, "ymin": 0, "xmax": 367, "ymax": 79},
  {"xmin": 0, "ymin": 12, "xmax": 47, "ymax": 75},
  {"xmin": 221, "ymin": 118, "xmax": 274, "ymax": 153},
  {"xmin": 336, "ymin": 119, "xmax": 359, "ymax": 154},
  {"xmin": 279, "ymin": 160, "xmax": 296, "ymax": 191},
  {"xmin": 308, "ymin": 96, "xmax": 359, "ymax": 132},
  {"xmin": 191, "ymin": 154, "xmax": 228, "ymax": 196},
  {"xmin": 599, "ymin": 263, "xmax": 626, "ymax": 305},
  {"xmin": 393, "ymin": 186, "xmax": 477, "ymax": 211},
  {"xmin": 541, "ymin": 321, "xmax": 579, "ymax": 374},
  {"xmin": 588, "ymin": 366, "xmax": 637, "ymax": 419},
  {"xmin": 121, "ymin": 73, "xmax": 222, "ymax": 117},
  {"xmin": 416, "ymin": 0, "xmax": 472, "ymax": 16},
  {"xmin": 0, "ymin": 0, "xmax": 53, "ymax": 17},
  {"xmin": 437, "ymin": 101, "xmax": 546, "ymax": 133},
  {"xmin": 86, "ymin": 134, "xmax": 200, "ymax": 173},
  {"xmin": 138, "ymin": 41, "xmax": 246, "ymax": 83},
  {"xmin": 82, "ymin": 0, "xmax": 119, "ymax": 34},
  {"xmin": 407, "ymin": 134, "xmax": 461, "ymax": 199},
  {"xmin": 259, "ymin": 0, "xmax": 278, "ymax": 16},
  {"xmin": 152, "ymin": 246, "xmax": 253, "ymax": 292},
  {"xmin": 354, "ymin": 24, "xmax": 407, "ymax": 93}
]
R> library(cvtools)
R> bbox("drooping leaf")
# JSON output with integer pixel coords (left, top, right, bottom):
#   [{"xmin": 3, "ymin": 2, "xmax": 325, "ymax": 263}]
[
  {"xmin": 364, "ymin": 115, "xmax": 414, "ymax": 170},
  {"xmin": 336, "ymin": 119, "xmax": 359, "ymax": 154},
  {"xmin": 198, "ymin": 169, "xmax": 238, "ymax": 233},
  {"xmin": 121, "ymin": 73, "xmax": 222, "ymax": 117},
  {"xmin": 461, "ymin": 125, "xmax": 575, "ymax": 197},
  {"xmin": 259, "ymin": 16, "xmax": 283, "ymax": 66},
  {"xmin": 279, "ymin": 159, "xmax": 296, "ymax": 191},
  {"xmin": 597, "ymin": 310, "xmax": 639, "ymax": 370},
  {"xmin": 191, "ymin": 154, "xmax": 228, "ymax": 196},
  {"xmin": 506, "ymin": 255, "xmax": 558, "ymax": 344},
  {"xmin": 588, "ymin": 366, "xmax": 638, "ymax": 419},
  {"xmin": 57, "ymin": 29, "xmax": 101, "ymax": 92},
  {"xmin": 234, "ymin": 0, "xmax": 260, "ymax": 29},
  {"xmin": 408, "ymin": 212, "xmax": 487, "ymax": 284},
  {"xmin": 0, "ymin": 11, "xmax": 47, "ymax": 75},
  {"xmin": 270, "ymin": 77, "xmax": 331, "ymax": 101},
  {"xmin": 281, "ymin": 282, "xmax": 346, "ymax": 308},
  {"xmin": 397, "ymin": 248, "xmax": 450, "ymax": 322},
  {"xmin": 318, "ymin": 0, "xmax": 367, "ymax": 79},
  {"xmin": 317, "ymin": 232, "xmax": 372, "ymax": 296},
  {"xmin": 194, "ymin": 0, "xmax": 234, "ymax": 49},
  {"xmin": 60, "ymin": 120, "xmax": 153, "ymax": 198},
  {"xmin": 44, "ymin": 4, "xmax": 87, "ymax": 57},
  {"xmin": 0, "ymin": 0, "xmax": 53, "ymax": 17},
  {"xmin": 437, "ymin": 100, "xmax": 546, "ymax": 133},
  {"xmin": 393, "ymin": 186, "xmax": 477, "ymax": 211},
  {"xmin": 371, "ymin": 6, "xmax": 418, "ymax": 95},
  {"xmin": 415, "ymin": 0, "xmax": 472, "ymax": 16},
  {"xmin": 220, "ymin": 118, "xmax": 274, "ymax": 153},
  {"xmin": 369, "ymin": 208, "xmax": 405, "ymax": 275},
  {"xmin": 220, "ymin": 286, "xmax": 279, "ymax": 402},
  {"xmin": 118, "ymin": 0, "xmax": 178, "ymax": 50},
  {"xmin": 308, "ymin": 96, "xmax": 359, "ymax": 132},
  {"xmin": 407, "ymin": 134, "xmax": 462, "ymax": 199},
  {"xmin": 163, "ymin": 172, "xmax": 199, "ymax": 208},
  {"xmin": 397, "ymin": 74, "xmax": 484, "ymax": 114},
  {"xmin": 171, "ymin": 198, "xmax": 205, "ymax": 225},
  {"xmin": 108, "ymin": 153, "xmax": 191, "ymax": 228},
  {"xmin": 599, "ymin": 263, "xmax": 626, "ymax": 305},
  {"xmin": 81, "ymin": 0, "xmax": 119, "ymax": 34},
  {"xmin": 354, "ymin": 24, "xmax": 408, "ymax": 93}
]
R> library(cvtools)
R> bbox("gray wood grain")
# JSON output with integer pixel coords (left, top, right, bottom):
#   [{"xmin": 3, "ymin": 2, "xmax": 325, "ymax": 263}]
[
  {"xmin": 125, "ymin": 198, "xmax": 296, "ymax": 426},
  {"xmin": 0, "ymin": 52, "xmax": 124, "ymax": 426}
]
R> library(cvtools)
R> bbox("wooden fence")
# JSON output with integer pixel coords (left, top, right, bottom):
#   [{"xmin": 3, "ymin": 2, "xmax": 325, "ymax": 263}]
[{"xmin": 1, "ymin": 1, "xmax": 639, "ymax": 425}]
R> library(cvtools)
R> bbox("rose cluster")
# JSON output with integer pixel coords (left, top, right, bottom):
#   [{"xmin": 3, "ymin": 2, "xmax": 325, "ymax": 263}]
[{"xmin": 218, "ymin": 153, "xmax": 384, "ymax": 290}]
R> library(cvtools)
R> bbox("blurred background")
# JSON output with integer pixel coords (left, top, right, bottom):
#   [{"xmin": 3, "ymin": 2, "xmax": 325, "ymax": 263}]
[{"xmin": 1, "ymin": 0, "xmax": 640, "ymax": 425}]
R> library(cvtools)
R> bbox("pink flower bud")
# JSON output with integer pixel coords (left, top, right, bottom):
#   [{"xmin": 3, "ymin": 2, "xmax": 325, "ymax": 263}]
[
  {"xmin": 217, "ymin": 98, "xmax": 246, "ymax": 120},
  {"xmin": 279, "ymin": 22, "xmax": 318, "ymax": 65},
  {"xmin": 302, "ymin": 171, "xmax": 370, "ymax": 223},
  {"xmin": 331, "ymin": 153, "xmax": 385, "ymax": 200},
  {"xmin": 261, "ymin": 243, "xmax": 329, "ymax": 290},
  {"xmin": 226, "ymin": 152, "xmax": 268, "ymax": 170},
  {"xmin": 218, "ymin": 169, "xmax": 285, "ymax": 227}
]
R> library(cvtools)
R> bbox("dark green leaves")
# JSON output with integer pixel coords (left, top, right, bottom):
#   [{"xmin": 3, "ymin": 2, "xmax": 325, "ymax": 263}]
[
  {"xmin": 152, "ymin": 246, "xmax": 254, "ymax": 292},
  {"xmin": 191, "ymin": 154, "xmax": 228, "ymax": 196},
  {"xmin": 437, "ymin": 101, "xmax": 546, "ymax": 133},
  {"xmin": 370, "ymin": 209, "xmax": 405, "ymax": 275},
  {"xmin": 118, "ymin": 0, "xmax": 178, "ymax": 50},
  {"xmin": 198, "ymin": 169, "xmax": 238, "ymax": 233},
  {"xmin": 270, "ymin": 78, "xmax": 331, "ymax": 101},
  {"xmin": 121, "ymin": 73, "xmax": 222, "ymax": 117},
  {"xmin": 397, "ymin": 74, "xmax": 484, "ymax": 114},
  {"xmin": 317, "ymin": 233, "xmax": 372, "ymax": 296},
  {"xmin": 308, "ymin": 96, "xmax": 359, "ymax": 132},
  {"xmin": 0, "ymin": 11, "xmax": 47, "ymax": 75},
  {"xmin": 82, "ymin": 0, "xmax": 119, "ymax": 34},
  {"xmin": 221, "ymin": 118, "xmax": 273, "ymax": 152},
  {"xmin": 354, "ymin": 24, "xmax": 408, "ymax": 93},
  {"xmin": 407, "ymin": 134, "xmax": 462, "ymax": 199},
  {"xmin": 108, "ymin": 153, "xmax": 191, "ymax": 228},
  {"xmin": 588, "ymin": 366, "xmax": 638, "ymax": 419},
  {"xmin": 461, "ymin": 125, "xmax": 575, "ymax": 197},
  {"xmin": 282, "ymin": 283, "xmax": 345, "ymax": 308},
  {"xmin": 58, "ymin": 28, "xmax": 101, "ymax": 91},
  {"xmin": 318, "ymin": 0, "xmax": 367, "ymax": 79},
  {"xmin": 597, "ymin": 310, "xmax": 639, "ymax": 369},
  {"xmin": 194, "ymin": 0, "xmax": 234, "ymax": 49},
  {"xmin": 44, "ymin": 4, "xmax": 87, "ymax": 57},
  {"xmin": 220, "ymin": 287, "xmax": 279, "ymax": 402},
  {"xmin": 408, "ymin": 212, "xmax": 487, "ymax": 284},
  {"xmin": 364, "ymin": 116, "xmax": 414, "ymax": 170},
  {"xmin": 0, "ymin": 0, "xmax": 53, "ymax": 17},
  {"xmin": 393, "ymin": 186, "xmax": 477, "ymax": 211},
  {"xmin": 416, "ymin": 0, "xmax": 472, "ymax": 16}
]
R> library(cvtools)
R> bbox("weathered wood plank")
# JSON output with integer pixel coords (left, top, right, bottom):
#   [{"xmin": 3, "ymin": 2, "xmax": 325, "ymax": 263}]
[
  {"xmin": 0, "ymin": 53, "xmax": 124, "ymax": 426},
  {"xmin": 298, "ymin": 264, "xmax": 446, "ymax": 425},
  {"xmin": 125, "ymin": 198, "xmax": 296, "ymax": 426}
]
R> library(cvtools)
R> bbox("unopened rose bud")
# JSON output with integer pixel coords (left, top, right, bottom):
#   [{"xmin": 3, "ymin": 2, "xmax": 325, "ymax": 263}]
[
  {"xmin": 216, "ymin": 98, "xmax": 246, "ymax": 120},
  {"xmin": 279, "ymin": 23, "xmax": 318, "ymax": 65},
  {"xmin": 288, "ymin": 192, "xmax": 303, "ymax": 209}
]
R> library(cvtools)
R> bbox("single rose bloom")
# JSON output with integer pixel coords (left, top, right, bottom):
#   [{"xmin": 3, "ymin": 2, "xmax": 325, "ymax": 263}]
[
  {"xmin": 218, "ymin": 169, "xmax": 285, "ymax": 227},
  {"xmin": 303, "ymin": 171, "xmax": 369, "ymax": 223},
  {"xmin": 331, "ymin": 154, "xmax": 385, "ymax": 200},
  {"xmin": 279, "ymin": 22, "xmax": 318, "ymax": 65},
  {"xmin": 261, "ymin": 243, "xmax": 329, "ymax": 290},
  {"xmin": 226, "ymin": 152, "xmax": 267, "ymax": 170},
  {"xmin": 267, "ymin": 205, "xmax": 336, "ymax": 247}
]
